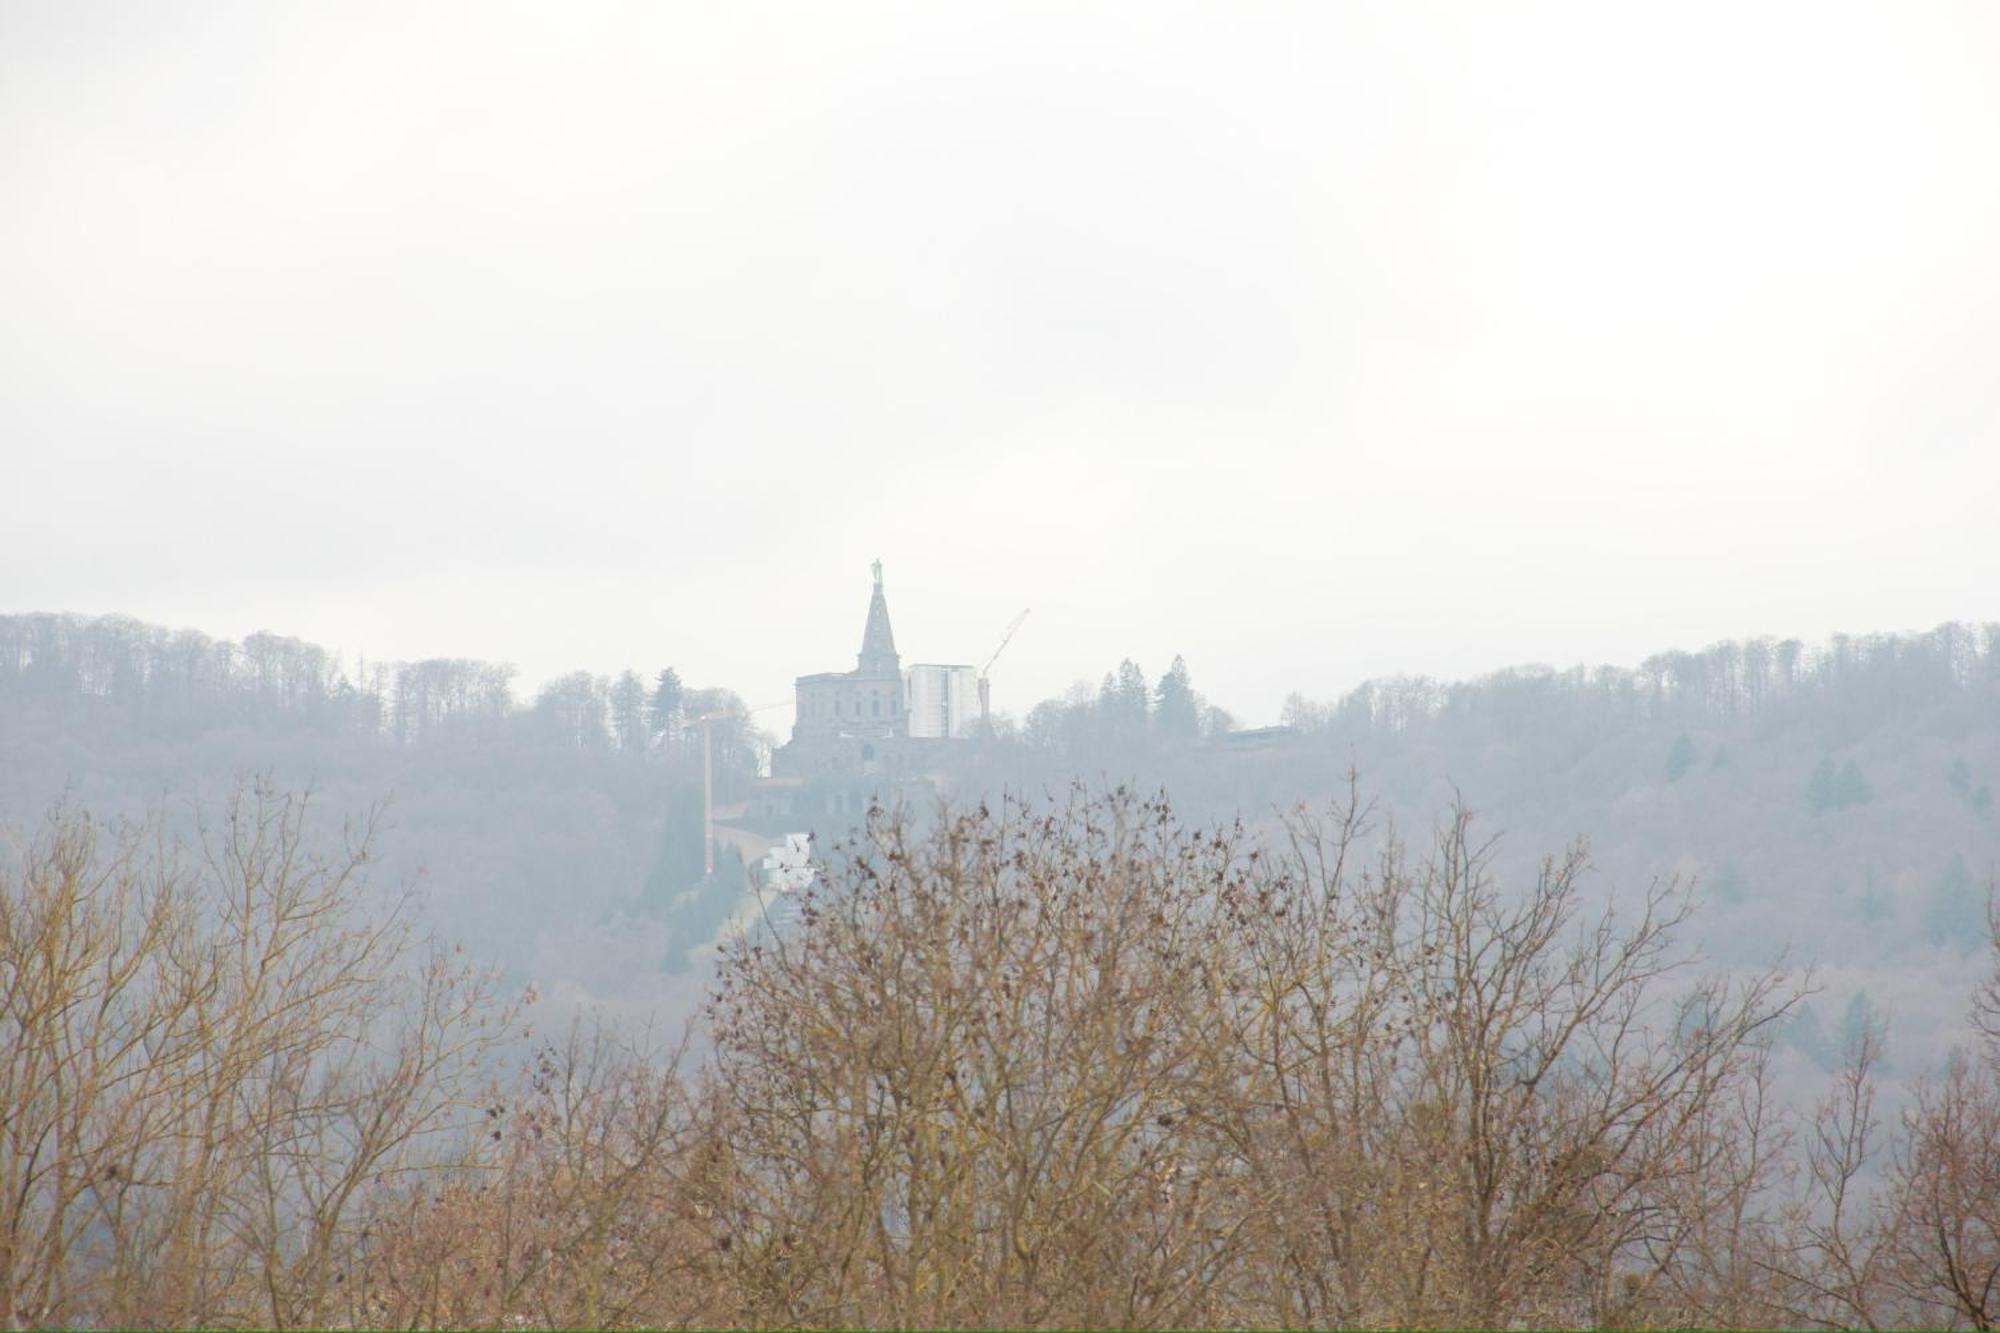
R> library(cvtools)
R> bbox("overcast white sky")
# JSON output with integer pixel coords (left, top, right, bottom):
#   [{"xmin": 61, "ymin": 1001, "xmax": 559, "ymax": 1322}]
[{"xmin": 5, "ymin": 2, "xmax": 1998, "ymax": 729}]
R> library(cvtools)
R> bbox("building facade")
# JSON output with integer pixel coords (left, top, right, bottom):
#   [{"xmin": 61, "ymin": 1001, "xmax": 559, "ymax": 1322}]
[
  {"xmin": 777, "ymin": 561, "xmax": 909, "ymax": 777},
  {"xmin": 754, "ymin": 562, "xmax": 977, "ymax": 830},
  {"xmin": 905, "ymin": 662, "xmax": 979, "ymax": 738}
]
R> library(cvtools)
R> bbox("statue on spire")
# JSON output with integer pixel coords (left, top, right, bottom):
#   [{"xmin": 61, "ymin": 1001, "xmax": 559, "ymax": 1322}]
[{"xmin": 858, "ymin": 559, "xmax": 899, "ymax": 672}]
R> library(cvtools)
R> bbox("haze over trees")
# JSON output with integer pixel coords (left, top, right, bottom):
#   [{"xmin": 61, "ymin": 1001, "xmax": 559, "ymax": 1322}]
[
  {"xmin": 0, "ymin": 612, "xmax": 762, "ymax": 1011},
  {"xmin": 6, "ymin": 778, "xmax": 2000, "ymax": 1328},
  {"xmin": 4, "ymin": 612, "xmax": 1998, "ymax": 1065},
  {"xmin": 0, "ymin": 781, "xmax": 509, "ymax": 1329},
  {"xmin": 984, "ymin": 628, "xmax": 2000, "ymax": 1065},
  {"xmin": 4, "ymin": 608, "xmax": 2000, "ymax": 1327}
]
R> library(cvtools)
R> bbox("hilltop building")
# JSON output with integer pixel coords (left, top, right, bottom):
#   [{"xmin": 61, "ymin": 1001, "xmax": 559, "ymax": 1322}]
[
  {"xmin": 778, "ymin": 560, "xmax": 909, "ymax": 774},
  {"xmin": 747, "ymin": 562, "xmax": 989, "ymax": 831}
]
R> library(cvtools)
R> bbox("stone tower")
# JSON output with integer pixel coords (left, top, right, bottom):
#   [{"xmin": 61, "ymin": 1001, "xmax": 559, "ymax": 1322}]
[{"xmin": 787, "ymin": 560, "xmax": 909, "ymax": 747}]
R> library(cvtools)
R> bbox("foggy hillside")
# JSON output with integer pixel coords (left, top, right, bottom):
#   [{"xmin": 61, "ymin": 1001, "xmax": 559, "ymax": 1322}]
[
  {"xmin": 0, "ymin": 612, "xmax": 764, "ymax": 1021},
  {"xmin": 6, "ymin": 611, "xmax": 1994, "ymax": 1077}
]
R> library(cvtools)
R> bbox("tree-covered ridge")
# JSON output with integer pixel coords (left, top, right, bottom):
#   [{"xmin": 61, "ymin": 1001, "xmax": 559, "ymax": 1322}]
[
  {"xmin": 13, "ymin": 610, "xmax": 1996, "ymax": 766},
  {"xmin": 0, "ymin": 613, "xmax": 763, "ymax": 1008},
  {"xmin": 982, "ymin": 620, "xmax": 1999, "ymax": 850},
  {"xmin": 1282, "ymin": 622, "xmax": 2000, "ymax": 743},
  {"xmin": 7, "ymin": 610, "xmax": 1998, "ymax": 1057},
  {"xmin": 0, "ymin": 611, "xmax": 761, "ymax": 774},
  {"xmin": 975, "ymin": 624, "xmax": 2000, "ymax": 1092}
]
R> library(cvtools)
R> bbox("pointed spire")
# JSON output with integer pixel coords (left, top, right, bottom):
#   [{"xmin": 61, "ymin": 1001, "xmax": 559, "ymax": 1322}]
[{"xmin": 858, "ymin": 559, "xmax": 898, "ymax": 674}]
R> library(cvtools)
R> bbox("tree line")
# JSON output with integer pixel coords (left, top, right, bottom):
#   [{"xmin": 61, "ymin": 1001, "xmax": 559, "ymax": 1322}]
[
  {"xmin": 17, "ymin": 612, "xmax": 1995, "ymax": 779},
  {"xmin": 7, "ymin": 780, "xmax": 2000, "ymax": 1329},
  {"xmin": 1016, "ymin": 655, "xmax": 1235, "ymax": 758},
  {"xmin": 985, "ymin": 624, "xmax": 2000, "ymax": 792},
  {"xmin": 1280, "ymin": 622, "xmax": 2000, "ymax": 746},
  {"xmin": 0, "ymin": 613, "xmax": 764, "ymax": 781}
]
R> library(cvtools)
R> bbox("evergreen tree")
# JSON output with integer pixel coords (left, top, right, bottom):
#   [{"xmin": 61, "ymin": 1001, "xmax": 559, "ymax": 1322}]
[
  {"xmin": 1858, "ymin": 864, "xmax": 1891, "ymax": 923},
  {"xmin": 649, "ymin": 667, "xmax": 684, "ymax": 744},
  {"xmin": 1665, "ymin": 731, "xmax": 1697, "ymax": 784},
  {"xmin": 1116, "ymin": 659, "xmax": 1149, "ymax": 724},
  {"xmin": 1924, "ymin": 853, "xmax": 1985, "ymax": 952},
  {"xmin": 1834, "ymin": 757, "xmax": 1873, "ymax": 808},
  {"xmin": 1154, "ymin": 655, "xmax": 1200, "ymax": 740},
  {"xmin": 1948, "ymin": 756, "xmax": 1972, "ymax": 795},
  {"xmin": 641, "ymin": 784, "xmax": 707, "ymax": 916},
  {"xmin": 1099, "ymin": 659, "xmax": 1150, "ymax": 747},
  {"xmin": 1808, "ymin": 755, "xmax": 1872, "ymax": 811}
]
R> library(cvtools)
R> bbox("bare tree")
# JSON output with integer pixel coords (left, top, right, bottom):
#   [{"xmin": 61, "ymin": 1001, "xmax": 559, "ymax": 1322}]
[
  {"xmin": 1768, "ymin": 1018, "xmax": 1900, "ymax": 1330},
  {"xmin": 351, "ymin": 1018, "xmax": 726, "ymax": 1331},
  {"xmin": 1218, "ymin": 780, "xmax": 1799, "ymax": 1328},
  {"xmin": 698, "ymin": 783, "xmax": 1798, "ymax": 1330},
  {"xmin": 20, "ymin": 777, "xmax": 1982, "ymax": 1330},
  {"xmin": 705, "ymin": 790, "xmax": 1257, "ymax": 1329},
  {"xmin": 0, "ymin": 779, "xmax": 512, "ymax": 1329},
  {"xmin": 1883, "ymin": 1054, "xmax": 2000, "ymax": 1329},
  {"xmin": 1863, "ymin": 889, "xmax": 2000, "ymax": 1330}
]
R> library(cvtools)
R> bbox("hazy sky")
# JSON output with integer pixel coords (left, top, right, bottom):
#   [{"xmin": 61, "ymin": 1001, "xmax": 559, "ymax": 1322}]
[{"xmin": 5, "ymin": 2, "xmax": 1998, "ymax": 729}]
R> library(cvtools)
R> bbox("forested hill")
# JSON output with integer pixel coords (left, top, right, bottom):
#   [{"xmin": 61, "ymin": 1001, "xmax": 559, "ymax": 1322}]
[
  {"xmin": 0, "ymin": 612, "xmax": 764, "ymax": 1021},
  {"xmin": 0, "ymin": 613, "xmax": 765, "ymax": 772},
  {"xmin": 5, "ymin": 612, "xmax": 1999, "ymax": 1071},
  {"xmin": 1275, "ymin": 623, "xmax": 2000, "ymax": 1000},
  {"xmin": 949, "ymin": 622, "xmax": 2000, "ymax": 1081}
]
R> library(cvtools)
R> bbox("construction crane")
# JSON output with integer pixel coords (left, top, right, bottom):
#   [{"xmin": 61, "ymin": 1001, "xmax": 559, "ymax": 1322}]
[
  {"xmin": 696, "ymin": 698, "xmax": 790, "ymax": 876},
  {"xmin": 977, "ymin": 609, "xmax": 1030, "ymax": 736}
]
